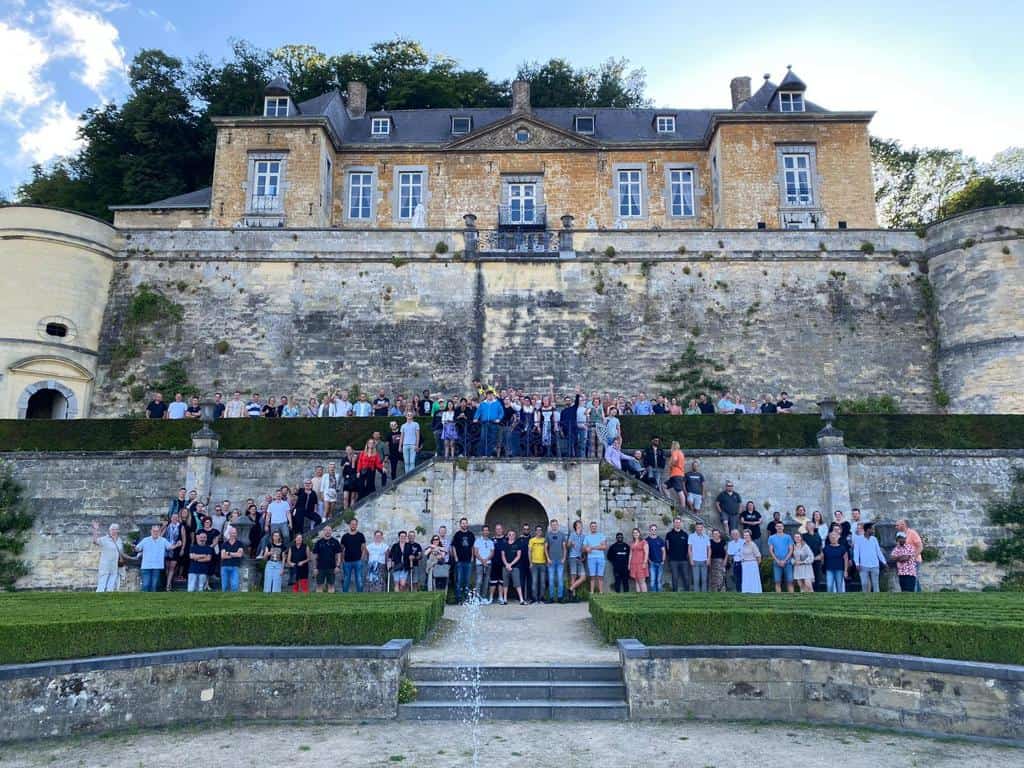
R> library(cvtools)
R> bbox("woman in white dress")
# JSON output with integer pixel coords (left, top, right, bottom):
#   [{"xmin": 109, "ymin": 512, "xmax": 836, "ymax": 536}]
[
  {"xmin": 740, "ymin": 528, "xmax": 763, "ymax": 594},
  {"xmin": 365, "ymin": 530, "xmax": 389, "ymax": 592},
  {"xmin": 791, "ymin": 532, "xmax": 815, "ymax": 592}
]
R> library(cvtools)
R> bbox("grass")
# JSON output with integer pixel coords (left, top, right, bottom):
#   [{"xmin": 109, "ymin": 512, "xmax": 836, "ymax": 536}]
[
  {"xmin": 0, "ymin": 591, "xmax": 445, "ymax": 664},
  {"xmin": 589, "ymin": 592, "xmax": 1024, "ymax": 665}
]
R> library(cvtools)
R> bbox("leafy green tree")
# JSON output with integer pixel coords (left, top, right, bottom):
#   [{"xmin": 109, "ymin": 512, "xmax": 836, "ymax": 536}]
[
  {"xmin": 0, "ymin": 464, "xmax": 34, "ymax": 590},
  {"xmin": 871, "ymin": 137, "xmax": 977, "ymax": 228},
  {"xmin": 517, "ymin": 57, "xmax": 649, "ymax": 108},
  {"xmin": 968, "ymin": 470, "xmax": 1024, "ymax": 590},
  {"xmin": 988, "ymin": 146, "xmax": 1024, "ymax": 183},
  {"xmin": 654, "ymin": 342, "xmax": 727, "ymax": 401},
  {"xmin": 937, "ymin": 176, "xmax": 1024, "ymax": 219}
]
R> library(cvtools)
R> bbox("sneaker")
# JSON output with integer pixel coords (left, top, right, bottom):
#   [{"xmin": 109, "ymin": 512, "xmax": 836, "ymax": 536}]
[
  {"xmin": 520, "ymin": 599, "xmax": 526, "ymax": 605},
  {"xmin": 500, "ymin": 598, "xmax": 507, "ymax": 605},
  {"xmin": 482, "ymin": 598, "xmax": 492, "ymax": 605}
]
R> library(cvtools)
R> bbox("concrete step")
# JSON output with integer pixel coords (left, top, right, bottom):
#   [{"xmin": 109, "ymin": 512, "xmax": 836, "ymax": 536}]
[
  {"xmin": 398, "ymin": 699, "xmax": 628, "ymax": 721},
  {"xmin": 408, "ymin": 664, "xmax": 622, "ymax": 683},
  {"xmin": 414, "ymin": 680, "xmax": 626, "ymax": 701}
]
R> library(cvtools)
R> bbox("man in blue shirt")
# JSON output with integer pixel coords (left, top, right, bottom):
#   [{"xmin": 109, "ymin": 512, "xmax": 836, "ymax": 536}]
[
  {"xmin": 854, "ymin": 522, "xmax": 887, "ymax": 593},
  {"xmin": 716, "ymin": 392, "xmax": 737, "ymax": 414},
  {"xmin": 645, "ymin": 524, "xmax": 666, "ymax": 592},
  {"xmin": 688, "ymin": 522, "xmax": 710, "ymax": 592},
  {"xmin": 474, "ymin": 391, "xmax": 504, "ymax": 457},
  {"xmin": 632, "ymin": 392, "xmax": 653, "ymax": 416},
  {"xmin": 582, "ymin": 521, "xmax": 608, "ymax": 594},
  {"xmin": 768, "ymin": 521, "xmax": 795, "ymax": 593}
]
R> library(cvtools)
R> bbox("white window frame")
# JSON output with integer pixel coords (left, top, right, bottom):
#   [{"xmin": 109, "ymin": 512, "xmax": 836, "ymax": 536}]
[
  {"xmin": 507, "ymin": 182, "xmax": 538, "ymax": 224},
  {"xmin": 782, "ymin": 153, "xmax": 813, "ymax": 206},
  {"xmin": 245, "ymin": 152, "xmax": 287, "ymax": 214},
  {"xmin": 263, "ymin": 96, "xmax": 289, "ymax": 117},
  {"xmin": 655, "ymin": 115, "xmax": 676, "ymax": 133},
  {"xmin": 779, "ymin": 92, "xmax": 805, "ymax": 113},
  {"xmin": 451, "ymin": 116, "xmax": 472, "ymax": 135},
  {"xmin": 346, "ymin": 169, "xmax": 375, "ymax": 221},
  {"xmin": 371, "ymin": 117, "xmax": 391, "ymax": 136},
  {"xmin": 392, "ymin": 165, "xmax": 429, "ymax": 223},
  {"xmin": 574, "ymin": 115, "xmax": 595, "ymax": 134},
  {"xmin": 613, "ymin": 165, "xmax": 646, "ymax": 219},
  {"xmin": 665, "ymin": 166, "xmax": 697, "ymax": 218}
]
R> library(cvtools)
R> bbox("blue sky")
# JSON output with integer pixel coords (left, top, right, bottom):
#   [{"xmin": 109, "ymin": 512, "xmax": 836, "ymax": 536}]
[{"xmin": 1, "ymin": 0, "xmax": 1020, "ymax": 197}]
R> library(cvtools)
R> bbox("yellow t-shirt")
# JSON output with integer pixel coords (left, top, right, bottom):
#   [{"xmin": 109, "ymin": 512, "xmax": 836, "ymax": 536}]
[{"xmin": 529, "ymin": 536, "xmax": 548, "ymax": 564}]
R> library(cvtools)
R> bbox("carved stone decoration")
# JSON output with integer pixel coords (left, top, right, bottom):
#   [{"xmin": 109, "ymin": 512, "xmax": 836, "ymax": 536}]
[{"xmin": 448, "ymin": 116, "xmax": 595, "ymax": 152}]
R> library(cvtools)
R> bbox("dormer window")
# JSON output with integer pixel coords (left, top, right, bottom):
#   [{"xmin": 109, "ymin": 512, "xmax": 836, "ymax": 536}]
[
  {"xmin": 371, "ymin": 117, "xmax": 391, "ymax": 137},
  {"xmin": 263, "ymin": 97, "xmax": 289, "ymax": 117},
  {"xmin": 655, "ymin": 115, "xmax": 676, "ymax": 134},
  {"xmin": 779, "ymin": 92, "xmax": 804, "ymax": 112},
  {"xmin": 574, "ymin": 115, "xmax": 595, "ymax": 134},
  {"xmin": 451, "ymin": 116, "xmax": 472, "ymax": 135}
]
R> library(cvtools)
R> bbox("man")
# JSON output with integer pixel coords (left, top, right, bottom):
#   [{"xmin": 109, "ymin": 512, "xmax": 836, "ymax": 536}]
[
  {"xmin": 163, "ymin": 512, "xmax": 185, "ymax": 589},
  {"xmin": 643, "ymin": 437, "xmax": 666, "ymax": 494},
  {"xmin": 400, "ymin": 411, "xmax": 420, "ymax": 473},
  {"xmin": 803, "ymin": 521, "xmax": 824, "ymax": 591},
  {"xmin": 716, "ymin": 392, "xmax": 737, "ymax": 414},
  {"xmin": 500, "ymin": 530, "xmax": 525, "ymax": 605},
  {"xmin": 373, "ymin": 389, "xmax": 391, "ymax": 417},
  {"xmin": 331, "ymin": 390, "xmax": 353, "ymax": 417},
  {"xmin": 266, "ymin": 490, "xmax": 291, "ymax": 542},
  {"xmin": 776, "ymin": 392, "xmax": 794, "ymax": 413},
  {"xmin": 473, "ymin": 525, "xmax": 494, "ymax": 603},
  {"xmin": 145, "ymin": 392, "xmax": 168, "ymax": 419},
  {"xmin": 566, "ymin": 520, "xmax": 587, "ymax": 600},
  {"xmin": 715, "ymin": 481, "xmax": 742, "ymax": 535},
  {"xmin": 891, "ymin": 531, "xmax": 919, "ymax": 592},
  {"xmin": 388, "ymin": 531, "xmax": 414, "ymax": 592},
  {"xmin": 294, "ymin": 479, "xmax": 320, "ymax": 535},
  {"xmin": 517, "ymin": 523, "xmax": 533, "ymax": 601},
  {"xmin": 582, "ymin": 521, "xmax": 608, "ymax": 594},
  {"xmin": 474, "ymin": 391, "xmax": 503, "ymax": 457},
  {"xmin": 134, "ymin": 524, "xmax": 171, "ymax": 592},
  {"xmin": 545, "ymin": 519, "xmax": 567, "ymax": 602},
  {"xmin": 697, "ymin": 393, "xmax": 715, "ymax": 414},
  {"xmin": 167, "ymin": 393, "xmax": 188, "ymax": 420},
  {"xmin": 91, "ymin": 521, "xmax": 122, "ymax": 592},
  {"xmin": 665, "ymin": 517, "xmax": 690, "ymax": 592},
  {"xmin": 558, "ymin": 394, "xmax": 580, "ymax": 457},
  {"xmin": 489, "ymin": 524, "xmax": 507, "ymax": 603},
  {"xmin": 451, "ymin": 518, "xmax": 476, "ymax": 603},
  {"xmin": 407, "ymin": 530, "xmax": 424, "ymax": 591},
  {"xmin": 759, "ymin": 394, "xmax": 778, "ymax": 414},
  {"xmin": 371, "ymin": 431, "xmax": 389, "ymax": 488},
  {"xmin": 607, "ymin": 532, "xmax": 631, "ymax": 593},
  {"xmin": 726, "ymin": 528, "xmax": 744, "ymax": 591},
  {"xmin": 185, "ymin": 395, "xmax": 202, "ymax": 419},
  {"xmin": 645, "ymin": 524, "xmax": 666, "ymax": 592},
  {"xmin": 420, "ymin": 389, "xmax": 434, "ymax": 416},
  {"xmin": 312, "ymin": 526, "xmax": 342, "ymax": 593},
  {"xmin": 528, "ymin": 525, "xmax": 548, "ymax": 603},
  {"xmin": 605, "ymin": 437, "xmax": 643, "ymax": 477},
  {"xmin": 768, "ymin": 521, "xmax": 795, "ymax": 593},
  {"xmin": 220, "ymin": 527, "xmax": 245, "ymax": 592},
  {"xmin": 896, "ymin": 518, "xmax": 924, "ymax": 591},
  {"xmin": 855, "ymin": 523, "xmax": 887, "ymax": 593},
  {"xmin": 187, "ymin": 531, "xmax": 214, "ymax": 592},
  {"xmin": 246, "ymin": 393, "xmax": 263, "ymax": 418},
  {"xmin": 340, "ymin": 518, "xmax": 368, "ymax": 593},
  {"xmin": 633, "ymin": 392, "xmax": 653, "ymax": 416},
  {"xmin": 352, "ymin": 392, "xmax": 372, "ymax": 417},
  {"xmin": 684, "ymin": 460, "xmax": 706, "ymax": 514},
  {"xmin": 225, "ymin": 391, "xmax": 245, "ymax": 418},
  {"xmin": 688, "ymin": 522, "xmax": 710, "ymax": 592}
]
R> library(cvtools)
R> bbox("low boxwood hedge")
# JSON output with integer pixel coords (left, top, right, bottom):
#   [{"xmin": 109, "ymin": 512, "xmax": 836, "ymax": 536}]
[
  {"xmin": 1, "ymin": 414, "xmax": 1022, "ymax": 452},
  {"xmin": 0, "ymin": 591, "xmax": 445, "ymax": 664},
  {"xmin": 589, "ymin": 592, "xmax": 1024, "ymax": 665}
]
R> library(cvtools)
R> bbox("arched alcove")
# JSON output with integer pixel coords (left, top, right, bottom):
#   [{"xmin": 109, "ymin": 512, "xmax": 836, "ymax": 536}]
[
  {"xmin": 16, "ymin": 379, "xmax": 79, "ymax": 419},
  {"xmin": 484, "ymin": 493, "xmax": 548, "ymax": 535}
]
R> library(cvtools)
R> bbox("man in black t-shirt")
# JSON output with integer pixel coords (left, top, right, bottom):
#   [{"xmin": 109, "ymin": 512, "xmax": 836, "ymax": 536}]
[
  {"xmin": 450, "ymin": 517, "xmax": 476, "ymax": 603},
  {"xmin": 665, "ymin": 517, "xmax": 690, "ymax": 592},
  {"xmin": 146, "ymin": 392, "xmax": 168, "ymax": 419},
  {"xmin": 312, "ymin": 525, "xmax": 342, "ymax": 593},
  {"xmin": 607, "ymin": 533, "xmax": 631, "ymax": 593},
  {"xmin": 340, "ymin": 518, "xmax": 367, "ymax": 593},
  {"xmin": 697, "ymin": 393, "xmax": 715, "ymax": 414},
  {"xmin": 776, "ymin": 392, "xmax": 794, "ymax": 413},
  {"xmin": 373, "ymin": 390, "xmax": 391, "ymax": 417},
  {"xmin": 489, "ymin": 524, "xmax": 506, "ymax": 603},
  {"xmin": 187, "ymin": 531, "xmax": 213, "ymax": 592}
]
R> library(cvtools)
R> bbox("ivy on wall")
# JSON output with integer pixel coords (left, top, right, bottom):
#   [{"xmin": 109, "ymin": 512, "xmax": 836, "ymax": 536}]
[{"xmin": 0, "ymin": 464, "xmax": 34, "ymax": 590}]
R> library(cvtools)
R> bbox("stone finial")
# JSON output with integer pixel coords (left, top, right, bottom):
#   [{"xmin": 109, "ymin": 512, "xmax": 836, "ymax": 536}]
[
  {"xmin": 511, "ymin": 80, "xmax": 531, "ymax": 113},
  {"xmin": 729, "ymin": 76, "xmax": 752, "ymax": 109},
  {"xmin": 347, "ymin": 81, "xmax": 367, "ymax": 118}
]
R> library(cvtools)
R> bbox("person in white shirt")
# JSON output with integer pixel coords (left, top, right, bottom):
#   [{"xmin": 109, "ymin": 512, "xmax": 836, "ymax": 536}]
[
  {"xmin": 725, "ymin": 528, "xmax": 744, "ymax": 591},
  {"xmin": 166, "ymin": 393, "xmax": 188, "ymax": 419},
  {"xmin": 473, "ymin": 526, "xmax": 495, "ymax": 603},
  {"xmin": 134, "ymin": 524, "xmax": 172, "ymax": 592},
  {"xmin": 225, "ymin": 391, "xmax": 245, "ymax": 418},
  {"xmin": 265, "ymin": 490, "xmax": 292, "ymax": 542},
  {"xmin": 332, "ymin": 391, "xmax": 353, "ymax": 417},
  {"xmin": 854, "ymin": 522, "xmax": 887, "ymax": 592},
  {"xmin": 92, "ymin": 521, "xmax": 122, "ymax": 592},
  {"xmin": 352, "ymin": 393, "xmax": 373, "ymax": 417}
]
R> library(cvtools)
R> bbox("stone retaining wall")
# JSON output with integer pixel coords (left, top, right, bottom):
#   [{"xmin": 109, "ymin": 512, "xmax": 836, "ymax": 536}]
[
  {"xmin": 0, "ymin": 641, "xmax": 410, "ymax": 742},
  {"xmin": 619, "ymin": 640, "xmax": 1024, "ymax": 743}
]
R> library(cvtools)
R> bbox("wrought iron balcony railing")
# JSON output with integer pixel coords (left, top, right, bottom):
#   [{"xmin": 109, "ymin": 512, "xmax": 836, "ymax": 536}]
[{"xmin": 479, "ymin": 229, "xmax": 558, "ymax": 254}]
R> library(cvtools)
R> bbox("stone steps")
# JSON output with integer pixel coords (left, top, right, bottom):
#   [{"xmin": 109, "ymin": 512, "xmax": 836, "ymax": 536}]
[{"xmin": 400, "ymin": 664, "xmax": 628, "ymax": 721}]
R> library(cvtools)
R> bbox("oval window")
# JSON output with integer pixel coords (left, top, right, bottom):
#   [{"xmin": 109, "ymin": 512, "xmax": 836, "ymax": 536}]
[
  {"xmin": 515, "ymin": 128, "xmax": 530, "ymax": 144},
  {"xmin": 45, "ymin": 322, "xmax": 69, "ymax": 338}
]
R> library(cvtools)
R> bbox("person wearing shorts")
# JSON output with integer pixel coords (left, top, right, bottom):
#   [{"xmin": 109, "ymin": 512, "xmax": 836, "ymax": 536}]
[
  {"xmin": 388, "ymin": 531, "xmax": 413, "ymax": 592},
  {"xmin": 582, "ymin": 521, "xmax": 608, "ymax": 594},
  {"xmin": 684, "ymin": 460, "xmax": 705, "ymax": 513},
  {"xmin": 312, "ymin": 526, "xmax": 341, "ymax": 593},
  {"xmin": 567, "ymin": 520, "xmax": 587, "ymax": 601},
  {"xmin": 667, "ymin": 442, "xmax": 686, "ymax": 509},
  {"xmin": 767, "ymin": 521, "xmax": 795, "ymax": 593}
]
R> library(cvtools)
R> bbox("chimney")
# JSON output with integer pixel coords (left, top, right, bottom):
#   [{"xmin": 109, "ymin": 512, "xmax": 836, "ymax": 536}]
[
  {"xmin": 346, "ymin": 81, "xmax": 367, "ymax": 118},
  {"xmin": 730, "ymin": 76, "xmax": 751, "ymax": 109},
  {"xmin": 511, "ymin": 80, "xmax": 531, "ymax": 113}
]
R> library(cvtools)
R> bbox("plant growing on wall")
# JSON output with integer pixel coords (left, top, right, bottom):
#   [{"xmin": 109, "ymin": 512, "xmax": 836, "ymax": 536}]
[
  {"xmin": 968, "ymin": 469, "xmax": 1024, "ymax": 590},
  {"xmin": 110, "ymin": 284, "xmax": 185, "ymax": 376},
  {"xmin": 654, "ymin": 342, "xmax": 727, "ymax": 400},
  {"xmin": 836, "ymin": 395, "xmax": 900, "ymax": 414},
  {"xmin": 0, "ymin": 464, "xmax": 35, "ymax": 590},
  {"xmin": 149, "ymin": 360, "xmax": 200, "ymax": 399}
]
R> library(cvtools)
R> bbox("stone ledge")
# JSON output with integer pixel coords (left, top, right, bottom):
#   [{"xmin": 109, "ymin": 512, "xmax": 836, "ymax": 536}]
[{"xmin": 0, "ymin": 639, "xmax": 413, "ymax": 681}]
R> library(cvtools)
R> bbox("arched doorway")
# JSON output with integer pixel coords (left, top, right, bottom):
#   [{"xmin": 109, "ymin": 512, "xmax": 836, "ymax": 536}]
[
  {"xmin": 26, "ymin": 388, "xmax": 70, "ymax": 419},
  {"xmin": 484, "ymin": 493, "xmax": 548, "ymax": 536}
]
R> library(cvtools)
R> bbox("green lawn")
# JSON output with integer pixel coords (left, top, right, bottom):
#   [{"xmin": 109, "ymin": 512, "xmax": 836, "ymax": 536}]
[
  {"xmin": 0, "ymin": 591, "xmax": 445, "ymax": 664},
  {"xmin": 589, "ymin": 592, "xmax": 1024, "ymax": 665}
]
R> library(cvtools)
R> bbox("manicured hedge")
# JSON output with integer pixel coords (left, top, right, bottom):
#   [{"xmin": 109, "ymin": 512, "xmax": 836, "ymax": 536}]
[
  {"xmin": 589, "ymin": 592, "xmax": 1024, "ymax": 665},
  {"xmin": 1, "ymin": 414, "xmax": 1023, "ymax": 452},
  {"xmin": 0, "ymin": 592, "xmax": 445, "ymax": 664}
]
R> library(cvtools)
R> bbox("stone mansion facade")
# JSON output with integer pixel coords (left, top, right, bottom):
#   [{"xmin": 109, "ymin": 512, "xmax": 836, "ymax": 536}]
[{"xmin": 111, "ymin": 68, "xmax": 877, "ymax": 233}]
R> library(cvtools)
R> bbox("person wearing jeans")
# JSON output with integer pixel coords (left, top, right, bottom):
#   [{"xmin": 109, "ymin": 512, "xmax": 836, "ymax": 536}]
[
  {"xmin": 134, "ymin": 524, "xmax": 171, "ymax": 593},
  {"xmin": 645, "ymin": 524, "xmax": 666, "ymax": 592},
  {"xmin": 822, "ymin": 530, "xmax": 848, "ymax": 593},
  {"xmin": 854, "ymin": 523, "xmax": 886, "ymax": 593},
  {"xmin": 188, "ymin": 531, "xmax": 214, "ymax": 593},
  {"xmin": 664, "ymin": 518, "xmax": 690, "ymax": 592},
  {"xmin": 340, "ymin": 518, "xmax": 368, "ymax": 593},
  {"xmin": 450, "ymin": 518, "xmax": 477, "ymax": 602},
  {"xmin": 261, "ymin": 531, "xmax": 286, "ymax": 593},
  {"xmin": 400, "ymin": 412, "xmax": 420, "ymax": 472},
  {"xmin": 545, "ymin": 519, "xmax": 567, "ymax": 602},
  {"xmin": 219, "ymin": 527, "xmax": 245, "ymax": 593},
  {"xmin": 688, "ymin": 523, "xmax": 710, "ymax": 592},
  {"xmin": 474, "ymin": 392, "xmax": 503, "ymax": 457}
]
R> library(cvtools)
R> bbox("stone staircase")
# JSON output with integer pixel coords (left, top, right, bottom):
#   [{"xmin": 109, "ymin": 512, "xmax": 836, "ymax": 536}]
[{"xmin": 399, "ymin": 664, "xmax": 629, "ymax": 721}]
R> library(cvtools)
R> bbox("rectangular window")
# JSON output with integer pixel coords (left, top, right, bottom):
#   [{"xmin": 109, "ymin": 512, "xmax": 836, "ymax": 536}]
[
  {"xmin": 783, "ymin": 154, "xmax": 813, "ymax": 205},
  {"xmin": 263, "ymin": 97, "xmax": 289, "ymax": 117},
  {"xmin": 371, "ymin": 117, "xmax": 391, "ymax": 136},
  {"xmin": 617, "ymin": 169, "xmax": 643, "ymax": 218},
  {"xmin": 779, "ymin": 92, "xmax": 804, "ymax": 112},
  {"xmin": 451, "ymin": 116, "xmax": 472, "ymax": 135},
  {"xmin": 668, "ymin": 169, "xmax": 695, "ymax": 217},
  {"xmin": 507, "ymin": 182, "xmax": 537, "ymax": 224},
  {"xmin": 348, "ymin": 171, "xmax": 373, "ymax": 220},
  {"xmin": 574, "ymin": 115, "xmax": 595, "ymax": 134},
  {"xmin": 398, "ymin": 171, "xmax": 423, "ymax": 219},
  {"xmin": 252, "ymin": 159, "xmax": 281, "ymax": 210},
  {"xmin": 656, "ymin": 115, "xmax": 676, "ymax": 133}
]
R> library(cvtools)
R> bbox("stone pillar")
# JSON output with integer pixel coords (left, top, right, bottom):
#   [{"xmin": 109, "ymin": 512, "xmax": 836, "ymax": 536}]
[
  {"xmin": 463, "ymin": 213, "xmax": 478, "ymax": 257},
  {"xmin": 186, "ymin": 431, "xmax": 219, "ymax": 500},
  {"xmin": 818, "ymin": 431, "xmax": 852, "ymax": 516},
  {"xmin": 559, "ymin": 214, "xmax": 575, "ymax": 257}
]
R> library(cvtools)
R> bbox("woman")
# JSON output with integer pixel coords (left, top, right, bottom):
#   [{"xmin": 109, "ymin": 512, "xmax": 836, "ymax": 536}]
[
  {"xmin": 739, "ymin": 529, "xmax": 762, "ymax": 593},
  {"xmin": 366, "ymin": 530, "xmax": 388, "ymax": 592},
  {"xmin": 281, "ymin": 396, "xmax": 301, "ymax": 418},
  {"xmin": 388, "ymin": 531, "xmax": 413, "ymax": 592},
  {"xmin": 667, "ymin": 441, "xmax": 686, "ymax": 508},
  {"xmin": 317, "ymin": 394, "xmax": 331, "ymax": 418},
  {"xmin": 604, "ymin": 406, "xmax": 621, "ymax": 448},
  {"xmin": 245, "ymin": 503, "xmax": 261, "ymax": 557},
  {"xmin": 356, "ymin": 440, "xmax": 383, "ymax": 499},
  {"xmin": 792, "ymin": 532, "xmax": 815, "ymax": 592},
  {"xmin": 709, "ymin": 528, "xmax": 728, "ymax": 592},
  {"xmin": 341, "ymin": 446, "xmax": 358, "ymax": 509},
  {"xmin": 441, "ymin": 400, "xmax": 458, "ymax": 458},
  {"xmin": 684, "ymin": 399, "xmax": 701, "ymax": 416},
  {"xmin": 286, "ymin": 533, "xmax": 310, "ymax": 593},
  {"xmin": 586, "ymin": 396, "xmax": 605, "ymax": 459},
  {"xmin": 628, "ymin": 528, "xmax": 649, "ymax": 593},
  {"xmin": 669, "ymin": 398, "xmax": 683, "ymax": 415},
  {"xmin": 261, "ymin": 530, "xmax": 285, "ymax": 593},
  {"xmin": 811, "ymin": 509, "xmax": 826, "ymax": 530},
  {"xmin": 538, "ymin": 396, "xmax": 558, "ymax": 457},
  {"xmin": 739, "ymin": 501, "xmax": 763, "ymax": 549},
  {"xmin": 823, "ymin": 529, "xmax": 849, "ymax": 593},
  {"xmin": 304, "ymin": 397, "xmax": 319, "ymax": 418},
  {"xmin": 424, "ymin": 534, "xmax": 448, "ymax": 592},
  {"xmin": 891, "ymin": 533, "xmax": 918, "ymax": 592}
]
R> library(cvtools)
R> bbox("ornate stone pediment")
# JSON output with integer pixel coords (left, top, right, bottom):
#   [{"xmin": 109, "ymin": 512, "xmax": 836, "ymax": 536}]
[{"xmin": 446, "ymin": 114, "xmax": 597, "ymax": 151}]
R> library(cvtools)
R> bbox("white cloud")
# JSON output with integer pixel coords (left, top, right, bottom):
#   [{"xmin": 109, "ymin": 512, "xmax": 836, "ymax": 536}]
[
  {"xmin": 0, "ymin": 22, "xmax": 52, "ymax": 114},
  {"xmin": 50, "ymin": 2, "xmax": 126, "ymax": 94},
  {"xmin": 18, "ymin": 101, "xmax": 83, "ymax": 163}
]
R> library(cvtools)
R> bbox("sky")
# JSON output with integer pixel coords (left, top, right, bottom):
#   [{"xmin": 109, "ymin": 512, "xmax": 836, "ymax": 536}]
[{"xmin": 0, "ymin": 0, "xmax": 1020, "ymax": 197}]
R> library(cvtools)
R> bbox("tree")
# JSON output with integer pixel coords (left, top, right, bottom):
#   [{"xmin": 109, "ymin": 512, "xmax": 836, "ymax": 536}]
[
  {"xmin": 0, "ymin": 464, "xmax": 34, "ymax": 590},
  {"xmin": 968, "ymin": 469, "xmax": 1024, "ymax": 590},
  {"xmin": 871, "ymin": 137, "xmax": 977, "ymax": 228},
  {"xmin": 988, "ymin": 146, "xmax": 1024, "ymax": 183},
  {"xmin": 654, "ymin": 342, "xmax": 727, "ymax": 401},
  {"xmin": 517, "ymin": 57, "xmax": 649, "ymax": 108},
  {"xmin": 937, "ymin": 176, "xmax": 1024, "ymax": 219}
]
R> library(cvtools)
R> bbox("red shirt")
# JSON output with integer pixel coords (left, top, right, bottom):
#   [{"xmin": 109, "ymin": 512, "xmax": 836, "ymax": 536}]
[{"xmin": 356, "ymin": 452, "xmax": 383, "ymax": 472}]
